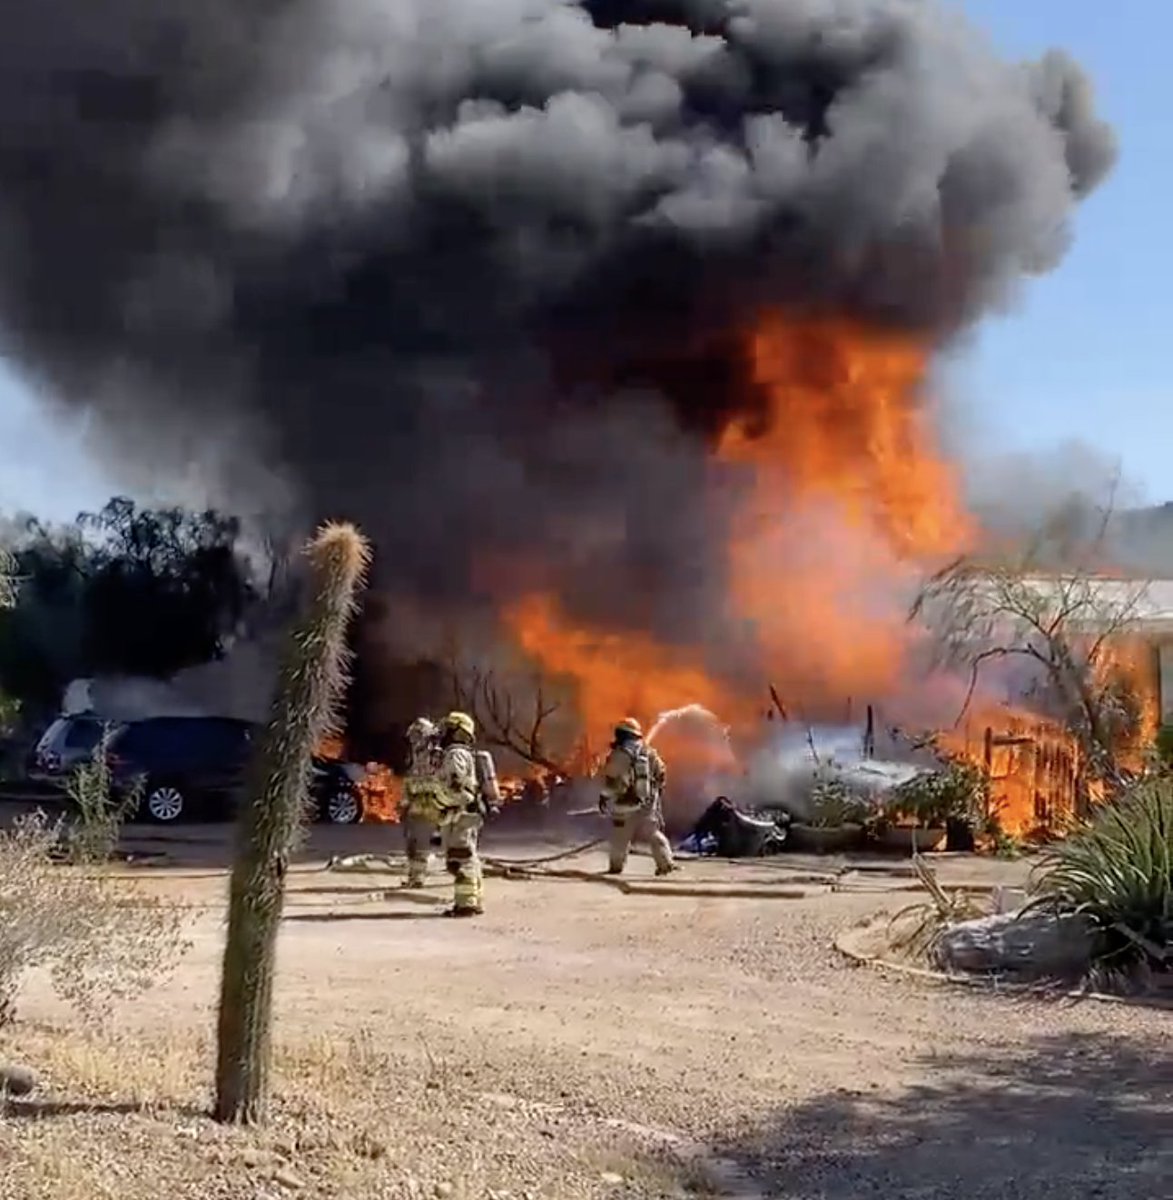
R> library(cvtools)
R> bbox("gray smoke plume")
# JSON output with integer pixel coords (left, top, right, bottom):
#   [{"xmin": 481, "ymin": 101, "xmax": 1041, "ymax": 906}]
[{"xmin": 0, "ymin": 0, "xmax": 1115, "ymax": 657}]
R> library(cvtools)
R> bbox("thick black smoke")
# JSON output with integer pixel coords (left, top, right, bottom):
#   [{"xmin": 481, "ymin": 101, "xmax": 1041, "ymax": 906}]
[{"xmin": 0, "ymin": 0, "xmax": 1115, "ymax": 655}]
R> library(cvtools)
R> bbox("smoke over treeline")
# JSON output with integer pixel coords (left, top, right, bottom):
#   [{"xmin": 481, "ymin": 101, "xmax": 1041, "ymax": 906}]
[{"xmin": 0, "ymin": 0, "xmax": 1115, "ymax": 659}]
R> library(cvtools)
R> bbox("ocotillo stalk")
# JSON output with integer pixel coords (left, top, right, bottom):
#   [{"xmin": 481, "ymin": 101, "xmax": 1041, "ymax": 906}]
[{"xmin": 214, "ymin": 521, "xmax": 370, "ymax": 1125}]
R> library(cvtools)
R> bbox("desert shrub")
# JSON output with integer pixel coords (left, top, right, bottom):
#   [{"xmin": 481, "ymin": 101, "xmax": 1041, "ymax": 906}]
[
  {"xmin": 885, "ymin": 761, "xmax": 988, "ymax": 828},
  {"xmin": 804, "ymin": 770, "xmax": 870, "ymax": 828},
  {"xmin": 62, "ymin": 730, "xmax": 139, "ymax": 865},
  {"xmin": 988, "ymin": 822, "xmax": 1025, "ymax": 860},
  {"xmin": 1029, "ymin": 776, "xmax": 1172, "ymax": 982},
  {"xmin": 0, "ymin": 809, "xmax": 194, "ymax": 1026}
]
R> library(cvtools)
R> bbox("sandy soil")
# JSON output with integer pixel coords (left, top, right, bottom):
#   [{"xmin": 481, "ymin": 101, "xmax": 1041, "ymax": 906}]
[{"xmin": 1, "ymin": 821, "xmax": 1170, "ymax": 1199}]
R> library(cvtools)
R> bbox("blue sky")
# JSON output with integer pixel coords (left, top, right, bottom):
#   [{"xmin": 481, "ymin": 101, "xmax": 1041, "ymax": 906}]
[
  {"xmin": 0, "ymin": 0, "xmax": 1166, "ymax": 521},
  {"xmin": 956, "ymin": 1, "xmax": 1171, "ymax": 502}
]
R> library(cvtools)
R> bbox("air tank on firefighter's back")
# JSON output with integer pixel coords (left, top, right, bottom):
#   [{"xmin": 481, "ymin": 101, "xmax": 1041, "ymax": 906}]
[{"xmin": 473, "ymin": 748, "xmax": 502, "ymax": 810}]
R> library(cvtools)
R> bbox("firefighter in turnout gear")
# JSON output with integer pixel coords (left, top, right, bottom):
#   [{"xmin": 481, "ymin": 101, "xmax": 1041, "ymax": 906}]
[
  {"xmin": 435, "ymin": 710, "xmax": 498, "ymax": 917},
  {"xmin": 597, "ymin": 717, "xmax": 677, "ymax": 876},
  {"xmin": 401, "ymin": 717, "xmax": 444, "ymax": 888}
]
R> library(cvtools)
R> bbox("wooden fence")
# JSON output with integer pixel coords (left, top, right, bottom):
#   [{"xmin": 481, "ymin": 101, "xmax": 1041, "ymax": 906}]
[{"xmin": 982, "ymin": 724, "xmax": 1082, "ymax": 834}]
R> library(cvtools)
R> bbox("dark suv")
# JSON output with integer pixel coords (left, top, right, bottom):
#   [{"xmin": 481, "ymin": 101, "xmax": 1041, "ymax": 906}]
[{"xmin": 104, "ymin": 716, "xmax": 365, "ymax": 825}]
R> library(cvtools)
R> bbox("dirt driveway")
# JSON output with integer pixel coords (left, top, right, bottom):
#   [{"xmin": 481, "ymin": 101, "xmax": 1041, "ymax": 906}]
[{"xmin": 2, "ymin": 823, "xmax": 1170, "ymax": 1198}]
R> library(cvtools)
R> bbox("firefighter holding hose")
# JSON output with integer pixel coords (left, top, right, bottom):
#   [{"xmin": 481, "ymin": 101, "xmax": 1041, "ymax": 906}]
[
  {"xmin": 597, "ymin": 717, "xmax": 677, "ymax": 877},
  {"xmin": 401, "ymin": 716, "xmax": 444, "ymax": 888},
  {"xmin": 434, "ymin": 710, "xmax": 501, "ymax": 918}
]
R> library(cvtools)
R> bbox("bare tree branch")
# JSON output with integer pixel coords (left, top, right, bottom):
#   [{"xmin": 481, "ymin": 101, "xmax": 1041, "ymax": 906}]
[
  {"xmin": 443, "ymin": 646, "xmax": 569, "ymax": 778},
  {"xmin": 910, "ymin": 492, "xmax": 1155, "ymax": 801}
]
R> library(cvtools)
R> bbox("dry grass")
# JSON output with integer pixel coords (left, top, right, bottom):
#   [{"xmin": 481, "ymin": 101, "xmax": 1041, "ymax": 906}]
[{"xmin": 0, "ymin": 1020, "xmax": 700, "ymax": 1199}]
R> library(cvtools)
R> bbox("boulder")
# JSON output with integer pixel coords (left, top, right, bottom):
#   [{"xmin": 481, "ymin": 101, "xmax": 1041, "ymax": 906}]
[{"xmin": 935, "ymin": 908, "xmax": 1095, "ymax": 979}]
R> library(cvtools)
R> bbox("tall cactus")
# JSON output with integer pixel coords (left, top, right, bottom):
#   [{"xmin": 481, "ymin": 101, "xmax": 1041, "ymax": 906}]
[{"xmin": 214, "ymin": 521, "xmax": 370, "ymax": 1125}]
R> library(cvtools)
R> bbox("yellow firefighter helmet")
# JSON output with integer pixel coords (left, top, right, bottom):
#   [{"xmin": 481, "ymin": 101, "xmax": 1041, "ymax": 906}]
[
  {"xmin": 443, "ymin": 711, "xmax": 476, "ymax": 741},
  {"xmin": 614, "ymin": 716, "xmax": 643, "ymax": 739}
]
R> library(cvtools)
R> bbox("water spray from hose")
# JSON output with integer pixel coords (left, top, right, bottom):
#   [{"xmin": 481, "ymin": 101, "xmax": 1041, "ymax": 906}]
[{"xmin": 646, "ymin": 703, "xmax": 733, "ymax": 751}]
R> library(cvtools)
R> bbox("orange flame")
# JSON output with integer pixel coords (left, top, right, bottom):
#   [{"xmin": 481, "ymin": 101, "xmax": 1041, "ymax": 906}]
[
  {"xmin": 504, "ymin": 591, "xmax": 751, "ymax": 756},
  {"xmin": 493, "ymin": 313, "xmax": 1160, "ymax": 836},
  {"xmin": 359, "ymin": 763, "xmax": 401, "ymax": 824},
  {"xmin": 315, "ymin": 734, "xmax": 402, "ymax": 824},
  {"xmin": 504, "ymin": 315, "xmax": 971, "ymax": 745},
  {"xmin": 935, "ymin": 705, "xmax": 1083, "ymax": 837},
  {"xmin": 716, "ymin": 315, "xmax": 973, "ymax": 712},
  {"xmin": 926, "ymin": 634, "xmax": 1161, "ymax": 837}
]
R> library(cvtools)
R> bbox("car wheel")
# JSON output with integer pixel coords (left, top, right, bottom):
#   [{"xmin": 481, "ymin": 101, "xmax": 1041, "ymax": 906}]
[
  {"xmin": 144, "ymin": 784, "xmax": 186, "ymax": 824},
  {"xmin": 323, "ymin": 786, "xmax": 362, "ymax": 825}
]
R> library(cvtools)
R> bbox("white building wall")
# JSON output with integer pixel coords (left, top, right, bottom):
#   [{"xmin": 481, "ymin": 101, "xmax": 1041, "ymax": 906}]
[{"xmin": 1156, "ymin": 642, "xmax": 1173, "ymax": 725}]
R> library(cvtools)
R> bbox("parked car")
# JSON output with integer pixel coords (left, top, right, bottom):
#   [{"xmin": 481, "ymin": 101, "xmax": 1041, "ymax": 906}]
[
  {"xmin": 102, "ymin": 716, "xmax": 366, "ymax": 825},
  {"xmin": 29, "ymin": 713, "xmax": 121, "ymax": 783},
  {"xmin": 310, "ymin": 757, "xmax": 366, "ymax": 825}
]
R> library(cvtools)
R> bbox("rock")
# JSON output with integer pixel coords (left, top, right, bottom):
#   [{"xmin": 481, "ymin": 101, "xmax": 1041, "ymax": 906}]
[
  {"xmin": 935, "ymin": 908, "xmax": 1095, "ymax": 978},
  {"xmin": 0, "ymin": 1064, "xmax": 37, "ymax": 1096},
  {"xmin": 990, "ymin": 886, "xmax": 1028, "ymax": 914},
  {"xmin": 273, "ymin": 1168, "xmax": 306, "ymax": 1191},
  {"xmin": 599, "ymin": 1172, "xmax": 625, "ymax": 1185}
]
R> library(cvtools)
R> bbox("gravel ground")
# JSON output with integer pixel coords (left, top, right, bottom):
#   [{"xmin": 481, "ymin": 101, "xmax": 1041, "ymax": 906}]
[{"xmin": 1, "ymin": 835, "xmax": 1170, "ymax": 1199}]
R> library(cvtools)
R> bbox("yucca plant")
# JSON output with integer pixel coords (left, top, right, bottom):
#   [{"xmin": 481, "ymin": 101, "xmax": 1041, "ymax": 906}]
[
  {"xmin": 1028, "ymin": 776, "xmax": 1173, "ymax": 983},
  {"xmin": 887, "ymin": 854, "xmax": 986, "ymax": 961}
]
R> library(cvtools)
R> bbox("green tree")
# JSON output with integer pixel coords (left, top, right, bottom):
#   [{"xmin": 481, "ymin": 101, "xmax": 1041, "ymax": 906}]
[
  {"xmin": 0, "ymin": 497, "xmax": 257, "ymax": 714},
  {"xmin": 0, "ymin": 521, "xmax": 89, "ymax": 711},
  {"xmin": 79, "ymin": 497, "xmax": 255, "ymax": 678}
]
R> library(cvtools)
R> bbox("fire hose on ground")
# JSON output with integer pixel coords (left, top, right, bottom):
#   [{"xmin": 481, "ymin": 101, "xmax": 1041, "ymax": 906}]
[
  {"xmin": 324, "ymin": 837, "xmax": 605, "ymax": 877},
  {"xmin": 324, "ymin": 826, "xmax": 816, "ymax": 899},
  {"xmin": 325, "ymin": 801, "xmax": 607, "ymax": 877},
  {"xmin": 322, "ymin": 804, "xmax": 815, "ymax": 896}
]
